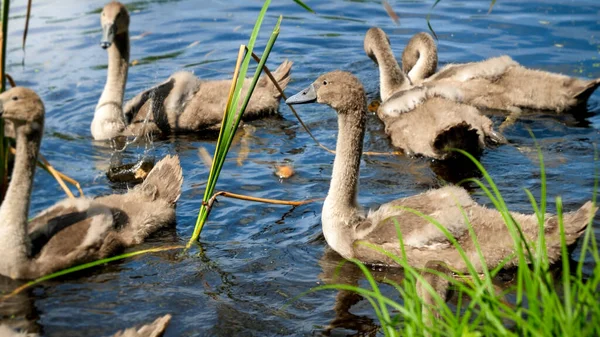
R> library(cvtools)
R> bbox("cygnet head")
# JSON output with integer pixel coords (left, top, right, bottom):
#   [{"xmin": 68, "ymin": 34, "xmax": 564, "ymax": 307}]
[
  {"xmin": 100, "ymin": 1, "xmax": 130, "ymax": 49},
  {"xmin": 286, "ymin": 71, "xmax": 366, "ymax": 113},
  {"xmin": 364, "ymin": 27, "xmax": 391, "ymax": 65},
  {"xmin": 0, "ymin": 87, "xmax": 45, "ymax": 135}
]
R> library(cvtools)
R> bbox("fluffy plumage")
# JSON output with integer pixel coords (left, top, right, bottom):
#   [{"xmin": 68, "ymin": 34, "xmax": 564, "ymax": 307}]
[
  {"xmin": 91, "ymin": 1, "xmax": 292, "ymax": 140},
  {"xmin": 364, "ymin": 27, "xmax": 505, "ymax": 159},
  {"xmin": 286, "ymin": 71, "xmax": 597, "ymax": 273},
  {"xmin": 0, "ymin": 87, "xmax": 183, "ymax": 280},
  {"xmin": 0, "ymin": 314, "xmax": 171, "ymax": 337},
  {"xmin": 402, "ymin": 31, "xmax": 600, "ymax": 113}
]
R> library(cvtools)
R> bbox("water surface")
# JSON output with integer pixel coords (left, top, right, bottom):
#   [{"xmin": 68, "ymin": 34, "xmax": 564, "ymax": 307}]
[{"xmin": 2, "ymin": 0, "xmax": 600, "ymax": 335}]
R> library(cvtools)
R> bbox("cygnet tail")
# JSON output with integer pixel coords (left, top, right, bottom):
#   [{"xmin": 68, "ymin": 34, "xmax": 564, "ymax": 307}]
[
  {"xmin": 112, "ymin": 314, "xmax": 172, "ymax": 337},
  {"xmin": 433, "ymin": 122, "xmax": 482, "ymax": 160},
  {"xmin": 258, "ymin": 59, "xmax": 293, "ymax": 98},
  {"xmin": 559, "ymin": 201, "xmax": 598, "ymax": 245},
  {"xmin": 574, "ymin": 78, "xmax": 600, "ymax": 104},
  {"xmin": 140, "ymin": 155, "xmax": 183, "ymax": 205}
]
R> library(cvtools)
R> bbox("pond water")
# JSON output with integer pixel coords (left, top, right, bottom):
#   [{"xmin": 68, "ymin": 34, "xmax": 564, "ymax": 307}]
[{"xmin": 1, "ymin": 0, "xmax": 600, "ymax": 335}]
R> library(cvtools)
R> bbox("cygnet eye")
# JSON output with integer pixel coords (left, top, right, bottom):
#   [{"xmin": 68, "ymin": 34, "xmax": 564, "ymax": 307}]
[
  {"xmin": 323, "ymin": 80, "xmax": 328, "ymax": 85},
  {"xmin": 11, "ymin": 96, "xmax": 18, "ymax": 101}
]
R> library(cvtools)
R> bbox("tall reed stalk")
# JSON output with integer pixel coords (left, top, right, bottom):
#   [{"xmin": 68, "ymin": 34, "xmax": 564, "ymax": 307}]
[
  {"xmin": 187, "ymin": 0, "xmax": 282, "ymax": 247},
  {"xmin": 0, "ymin": 0, "xmax": 9, "ymax": 202}
]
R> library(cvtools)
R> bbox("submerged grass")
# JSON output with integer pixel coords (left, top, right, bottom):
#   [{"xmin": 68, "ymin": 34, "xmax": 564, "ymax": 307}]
[{"xmin": 312, "ymin": 146, "xmax": 600, "ymax": 336}]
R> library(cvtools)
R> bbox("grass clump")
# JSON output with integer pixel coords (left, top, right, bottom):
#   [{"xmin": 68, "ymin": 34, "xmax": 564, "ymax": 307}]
[{"xmin": 312, "ymin": 148, "xmax": 599, "ymax": 336}]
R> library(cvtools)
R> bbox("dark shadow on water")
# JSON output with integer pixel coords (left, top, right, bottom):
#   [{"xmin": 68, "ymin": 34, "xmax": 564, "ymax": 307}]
[
  {"xmin": 429, "ymin": 155, "xmax": 483, "ymax": 186},
  {"xmin": 316, "ymin": 248, "xmax": 401, "ymax": 336},
  {"xmin": 0, "ymin": 278, "xmax": 41, "ymax": 335}
]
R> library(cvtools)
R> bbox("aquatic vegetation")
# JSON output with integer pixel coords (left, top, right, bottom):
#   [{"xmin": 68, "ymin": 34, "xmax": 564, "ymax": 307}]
[
  {"xmin": 0, "ymin": 0, "xmax": 10, "ymax": 202},
  {"xmin": 188, "ymin": 0, "xmax": 283, "ymax": 245},
  {"xmin": 312, "ymin": 148, "xmax": 600, "ymax": 336},
  {"xmin": 0, "ymin": 0, "xmax": 82, "ymax": 202},
  {"xmin": 0, "ymin": 0, "xmax": 598, "ymax": 335}
]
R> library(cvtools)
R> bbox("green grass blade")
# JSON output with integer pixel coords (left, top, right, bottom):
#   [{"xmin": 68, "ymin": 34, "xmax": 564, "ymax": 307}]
[
  {"xmin": 229, "ymin": 18, "xmax": 281, "ymax": 145},
  {"xmin": 225, "ymin": 0, "xmax": 271, "ymax": 131},
  {"xmin": 0, "ymin": 0, "xmax": 10, "ymax": 203},
  {"xmin": 292, "ymin": 0, "xmax": 315, "ymax": 13},
  {"xmin": 206, "ymin": 1, "xmax": 273, "ymax": 197},
  {"xmin": 576, "ymin": 147, "xmax": 599, "ymax": 277},
  {"xmin": 2, "ymin": 245, "xmax": 183, "ymax": 300},
  {"xmin": 426, "ymin": 13, "xmax": 438, "ymax": 40},
  {"xmin": 1, "ymin": 0, "xmax": 8, "ymax": 93},
  {"xmin": 556, "ymin": 197, "xmax": 573, "ymax": 324},
  {"xmin": 188, "ymin": 0, "xmax": 282, "ymax": 245},
  {"xmin": 488, "ymin": 0, "xmax": 497, "ymax": 14}
]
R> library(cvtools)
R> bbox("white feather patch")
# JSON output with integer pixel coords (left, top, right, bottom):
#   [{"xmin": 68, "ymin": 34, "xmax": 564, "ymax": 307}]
[
  {"xmin": 379, "ymin": 84, "xmax": 464, "ymax": 118},
  {"xmin": 436, "ymin": 55, "xmax": 518, "ymax": 82},
  {"xmin": 80, "ymin": 203, "xmax": 113, "ymax": 248}
]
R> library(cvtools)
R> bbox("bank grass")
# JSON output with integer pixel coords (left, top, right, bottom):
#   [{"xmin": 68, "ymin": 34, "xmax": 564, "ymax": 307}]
[{"xmin": 312, "ymin": 147, "xmax": 599, "ymax": 336}]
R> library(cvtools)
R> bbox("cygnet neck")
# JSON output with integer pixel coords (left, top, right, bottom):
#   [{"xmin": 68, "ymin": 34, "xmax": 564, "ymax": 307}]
[
  {"xmin": 0, "ymin": 122, "xmax": 42, "ymax": 269},
  {"xmin": 325, "ymin": 101, "xmax": 367, "ymax": 216},
  {"xmin": 98, "ymin": 32, "xmax": 129, "ymax": 110},
  {"xmin": 372, "ymin": 42, "xmax": 410, "ymax": 101}
]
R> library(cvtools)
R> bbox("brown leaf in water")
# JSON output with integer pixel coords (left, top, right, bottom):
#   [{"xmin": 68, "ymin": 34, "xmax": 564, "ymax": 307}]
[
  {"xmin": 383, "ymin": 1, "xmax": 400, "ymax": 25},
  {"xmin": 275, "ymin": 165, "xmax": 295, "ymax": 179},
  {"xmin": 368, "ymin": 100, "xmax": 381, "ymax": 112}
]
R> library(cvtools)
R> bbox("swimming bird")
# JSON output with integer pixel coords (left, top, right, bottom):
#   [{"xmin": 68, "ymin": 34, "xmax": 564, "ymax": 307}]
[
  {"xmin": 0, "ymin": 314, "xmax": 171, "ymax": 337},
  {"xmin": 112, "ymin": 314, "xmax": 171, "ymax": 337},
  {"xmin": 285, "ymin": 70, "xmax": 596, "ymax": 272},
  {"xmin": 401, "ymin": 31, "xmax": 600, "ymax": 113},
  {"xmin": 364, "ymin": 27, "xmax": 505, "ymax": 159},
  {"xmin": 91, "ymin": 1, "xmax": 292, "ymax": 140},
  {"xmin": 0, "ymin": 87, "xmax": 183, "ymax": 280}
]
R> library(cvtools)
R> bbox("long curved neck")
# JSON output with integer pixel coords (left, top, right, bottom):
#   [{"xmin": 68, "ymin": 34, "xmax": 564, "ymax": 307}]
[
  {"xmin": 373, "ymin": 44, "xmax": 410, "ymax": 102},
  {"xmin": 404, "ymin": 39, "xmax": 437, "ymax": 83},
  {"xmin": 0, "ymin": 125, "xmax": 41, "ymax": 272},
  {"xmin": 92, "ymin": 32, "xmax": 129, "ymax": 140},
  {"xmin": 99, "ymin": 32, "xmax": 129, "ymax": 109},
  {"xmin": 325, "ymin": 106, "xmax": 366, "ymax": 215}
]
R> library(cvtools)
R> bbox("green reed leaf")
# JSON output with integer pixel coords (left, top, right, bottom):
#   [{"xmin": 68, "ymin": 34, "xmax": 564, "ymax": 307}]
[
  {"xmin": 189, "ymin": 0, "xmax": 282, "ymax": 245},
  {"xmin": 2, "ymin": 246, "xmax": 183, "ymax": 300},
  {"xmin": 293, "ymin": 0, "xmax": 315, "ymax": 13},
  {"xmin": 0, "ymin": 0, "xmax": 10, "ymax": 203}
]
